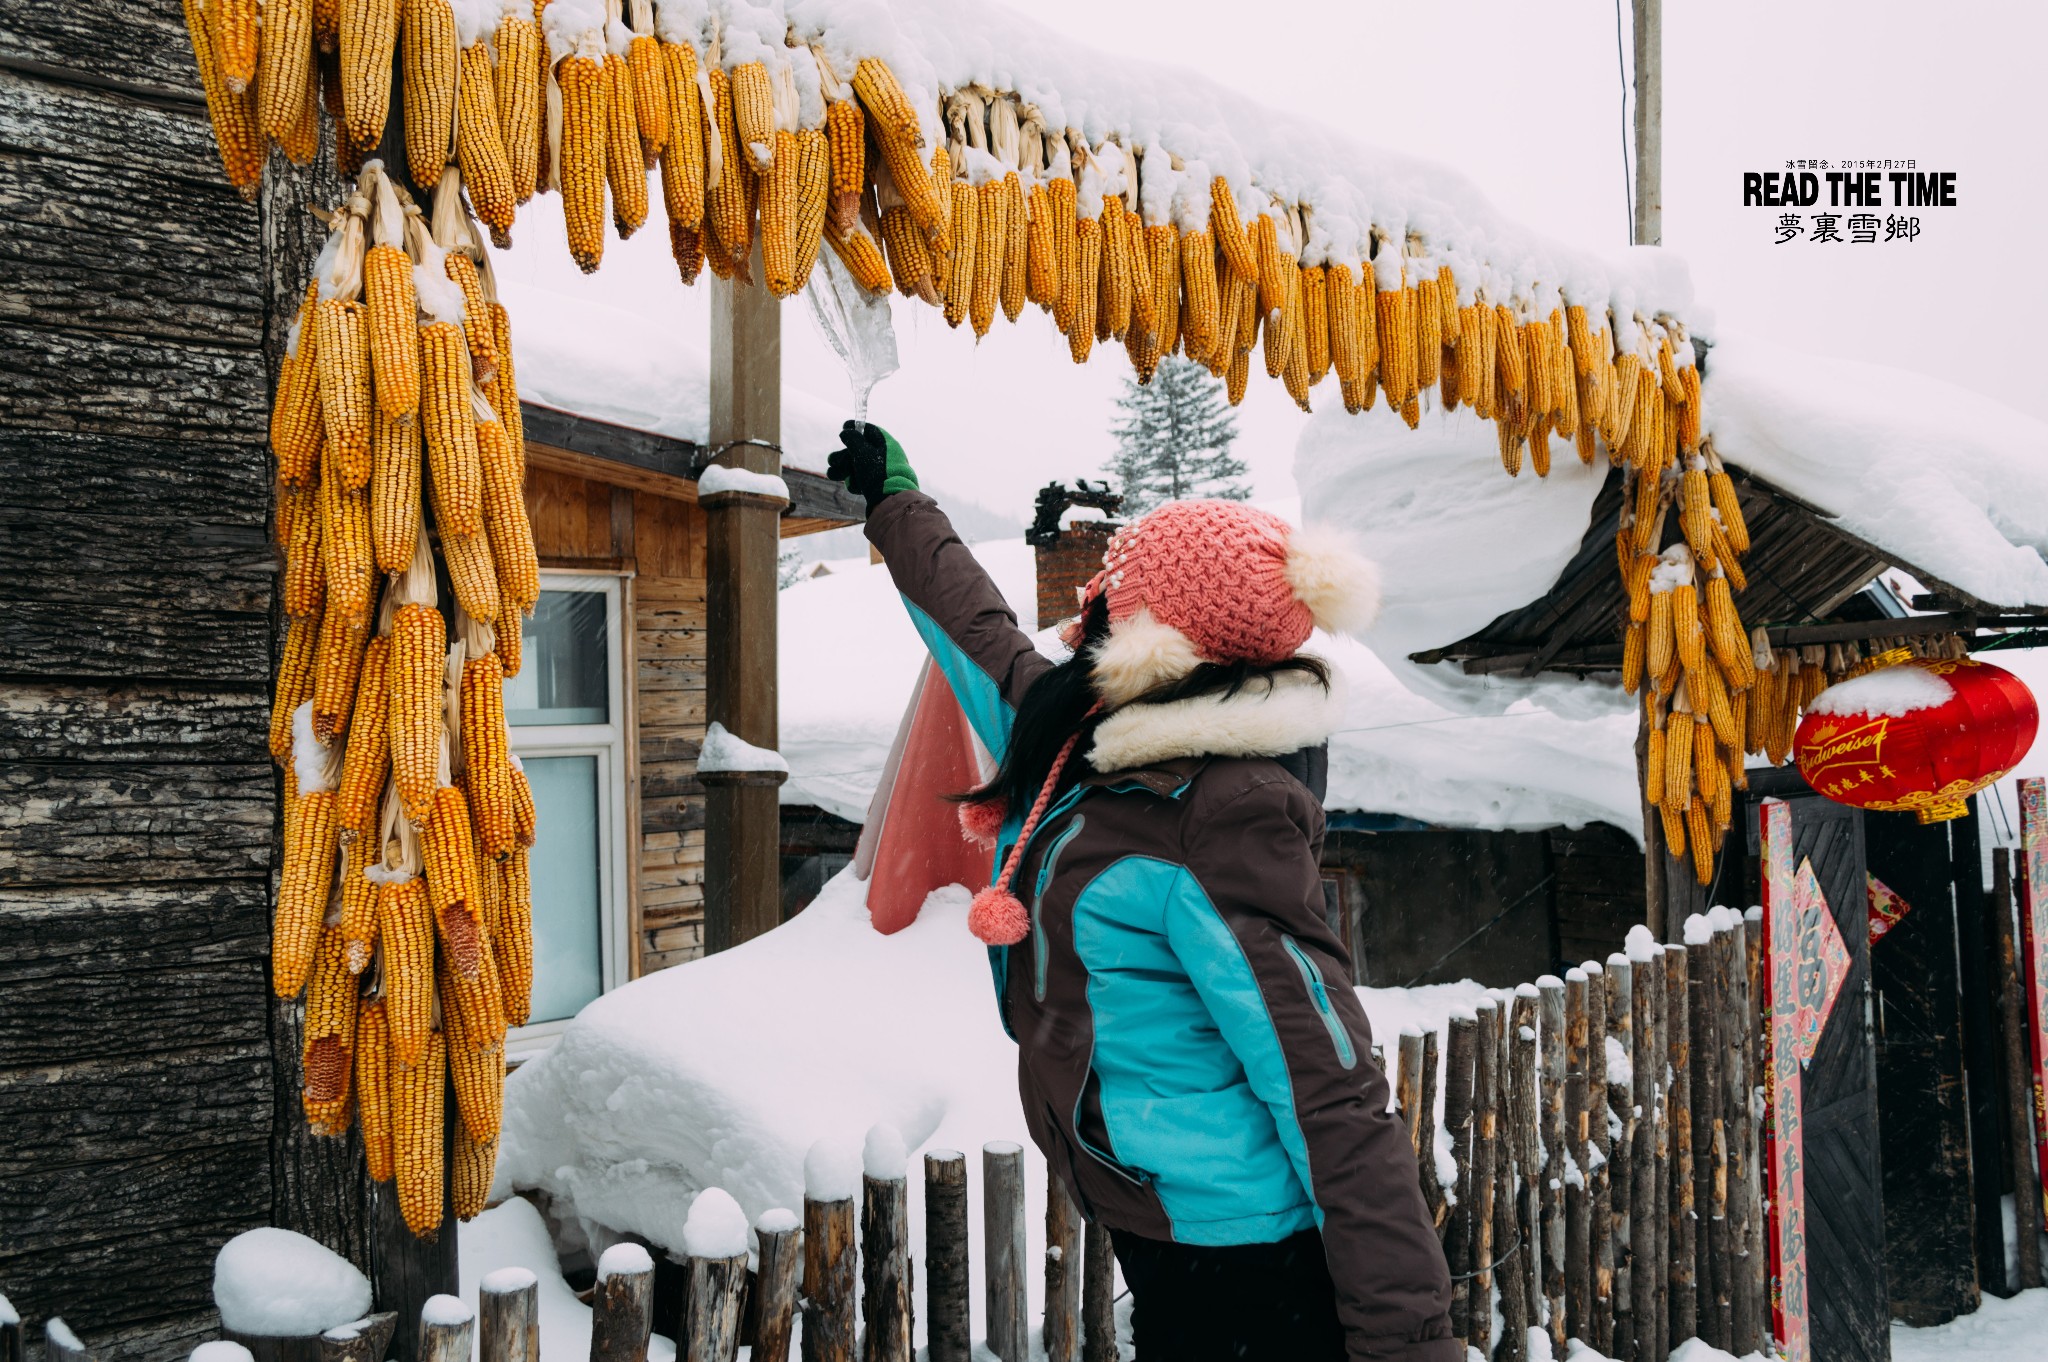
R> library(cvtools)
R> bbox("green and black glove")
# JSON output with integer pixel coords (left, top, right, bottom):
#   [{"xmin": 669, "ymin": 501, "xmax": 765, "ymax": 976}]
[{"xmin": 828, "ymin": 421, "xmax": 919, "ymax": 510}]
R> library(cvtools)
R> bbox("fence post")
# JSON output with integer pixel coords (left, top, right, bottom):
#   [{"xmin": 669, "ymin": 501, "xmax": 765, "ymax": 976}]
[
  {"xmin": 751, "ymin": 1215, "xmax": 802, "ymax": 1362},
  {"xmin": 1500, "ymin": 988, "xmax": 1538, "ymax": 1361},
  {"xmin": 861, "ymin": 1166, "xmax": 914, "ymax": 1362},
  {"xmin": 1418, "ymin": 1026, "xmax": 1444, "ymax": 1227},
  {"xmin": 1630, "ymin": 943, "xmax": 1662, "ymax": 1362},
  {"xmin": 1695, "ymin": 929, "xmax": 1733, "ymax": 1349},
  {"xmin": 420, "ymin": 1297, "xmax": 475, "ymax": 1362},
  {"xmin": 1, "ymin": 1307, "xmax": 19, "ymax": 1362},
  {"xmin": 1605, "ymin": 953, "xmax": 1633, "ymax": 1360},
  {"xmin": 1470, "ymin": 997, "xmax": 1499, "ymax": 1359},
  {"xmin": 1993, "ymin": 850, "xmax": 2045, "ymax": 1290},
  {"xmin": 801, "ymin": 1190, "xmax": 857, "ymax": 1362},
  {"xmin": 983, "ymin": 1143, "xmax": 1029, "ymax": 1362},
  {"xmin": 1540, "ymin": 976, "xmax": 1568, "ymax": 1352},
  {"xmin": 590, "ymin": 1248, "xmax": 653, "ymax": 1362},
  {"xmin": 686, "ymin": 1251, "xmax": 748, "ymax": 1362},
  {"xmin": 1397, "ymin": 1029, "xmax": 1425, "ymax": 1151},
  {"xmin": 480, "ymin": 1271, "xmax": 538, "ymax": 1362},
  {"xmin": 923, "ymin": 1152, "xmax": 971, "ymax": 1362},
  {"xmin": 1727, "ymin": 915, "xmax": 1765, "ymax": 1355},
  {"xmin": 1082, "ymin": 1222, "xmax": 1117, "ymax": 1362},
  {"xmin": 1564, "ymin": 968, "xmax": 1591, "ymax": 1345},
  {"xmin": 43, "ymin": 1321, "xmax": 90, "ymax": 1362},
  {"xmin": 1043, "ymin": 1175, "xmax": 1083, "ymax": 1362},
  {"xmin": 1443, "ymin": 1011, "xmax": 1479, "ymax": 1338},
  {"xmin": 1666, "ymin": 942, "xmax": 1695, "ymax": 1349}
]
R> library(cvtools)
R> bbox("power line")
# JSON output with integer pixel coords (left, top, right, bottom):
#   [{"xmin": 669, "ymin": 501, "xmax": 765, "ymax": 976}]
[{"xmin": 1615, "ymin": 0, "xmax": 1635, "ymax": 241}]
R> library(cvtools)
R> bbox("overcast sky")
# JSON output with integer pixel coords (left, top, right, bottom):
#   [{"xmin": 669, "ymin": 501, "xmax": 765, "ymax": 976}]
[{"xmin": 493, "ymin": 0, "xmax": 2047, "ymax": 521}]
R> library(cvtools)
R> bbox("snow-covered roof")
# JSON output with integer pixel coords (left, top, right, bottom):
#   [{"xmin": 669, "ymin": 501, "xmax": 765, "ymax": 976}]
[{"xmin": 778, "ymin": 514, "xmax": 1642, "ymax": 834}]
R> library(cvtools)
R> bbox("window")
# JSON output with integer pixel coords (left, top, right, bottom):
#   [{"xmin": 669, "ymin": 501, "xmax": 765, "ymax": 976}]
[{"xmin": 506, "ymin": 573, "xmax": 631, "ymax": 1049}]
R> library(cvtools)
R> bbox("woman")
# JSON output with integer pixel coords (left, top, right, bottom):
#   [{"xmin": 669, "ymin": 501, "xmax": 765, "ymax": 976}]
[{"xmin": 831, "ymin": 423, "xmax": 1457, "ymax": 1362}]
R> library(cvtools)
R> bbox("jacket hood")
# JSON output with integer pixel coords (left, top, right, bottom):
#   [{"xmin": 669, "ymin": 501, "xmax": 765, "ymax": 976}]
[{"xmin": 1085, "ymin": 667, "xmax": 1346, "ymax": 773}]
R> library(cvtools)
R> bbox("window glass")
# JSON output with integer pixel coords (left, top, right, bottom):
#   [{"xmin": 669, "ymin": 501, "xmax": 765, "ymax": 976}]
[
  {"xmin": 522, "ymin": 754, "xmax": 605, "ymax": 1023},
  {"xmin": 506, "ymin": 590, "xmax": 611, "ymax": 726}
]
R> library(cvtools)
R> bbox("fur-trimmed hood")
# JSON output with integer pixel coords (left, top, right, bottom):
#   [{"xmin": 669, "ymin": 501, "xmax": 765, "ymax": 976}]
[{"xmin": 1085, "ymin": 667, "xmax": 1345, "ymax": 773}]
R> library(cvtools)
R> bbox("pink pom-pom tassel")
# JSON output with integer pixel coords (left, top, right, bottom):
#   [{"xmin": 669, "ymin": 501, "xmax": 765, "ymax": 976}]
[
  {"xmin": 967, "ymin": 886, "xmax": 1031, "ymax": 946},
  {"xmin": 957, "ymin": 797, "xmax": 1006, "ymax": 849}
]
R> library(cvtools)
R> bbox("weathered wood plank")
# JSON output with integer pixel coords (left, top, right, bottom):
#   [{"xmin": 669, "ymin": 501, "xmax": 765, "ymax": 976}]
[
  {"xmin": 0, "ymin": 1210, "xmax": 255, "ymax": 1349},
  {"xmin": 0, "ymin": 759, "xmax": 272, "ymax": 885},
  {"xmin": 0, "ymin": 0, "xmax": 210, "ymax": 94},
  {"xmin": 0, "ymin": 147, "xmax": 265, "ymax": 346},
  {"xmin": 0, "ymin": 429, "xmax": 269, "ymax": 514},
  {"xmin": 0, "ymin": 1134, "xmax": 269, "ymax": 1255},
  {"xmin": 0, "ymin": 68, "xmax": 229, "ymax": 186},
  {"xmin": 0, "ymin": 682, "xmax": 268, "ymax": 763},
  {"xmin": 0, "ymin": 319, "xmax": 265, "ymax": 442}
]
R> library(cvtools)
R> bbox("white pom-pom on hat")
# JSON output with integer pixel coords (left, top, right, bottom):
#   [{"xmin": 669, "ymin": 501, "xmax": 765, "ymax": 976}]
[
  {"xmin": 1089, "ymin": 607, "xmax": 1205, "ymax": 706},
  {"xmin": 1283, "ymin": 522, "xmax": 1381, "ymax": 638}
]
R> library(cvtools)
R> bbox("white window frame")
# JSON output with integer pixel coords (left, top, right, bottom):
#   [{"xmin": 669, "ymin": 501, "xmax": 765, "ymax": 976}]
[{"xmin": 506, "ymin": 570, "xmax": 632, "ymax": 1055}]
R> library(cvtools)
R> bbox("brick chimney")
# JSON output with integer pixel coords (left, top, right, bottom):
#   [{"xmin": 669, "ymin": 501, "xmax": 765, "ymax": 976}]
[{"xmin": 1027, "ymin": 480, "xmax": 1123, "ymax": 630}]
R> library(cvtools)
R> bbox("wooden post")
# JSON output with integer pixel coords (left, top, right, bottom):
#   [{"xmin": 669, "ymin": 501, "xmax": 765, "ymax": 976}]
[
  {"xmin": 1632, "ymin": 0, "xmax": 1663, "ymax": 246},
  {"xmin": 861, "ymin": 1173, "xmax": 913, "ymax": 1362},
  {"xmin": 1953, "ymin": 809, "xmax": 2010, "ymax": 1293},
  {"xmin": 1043, "ymin": 1175, "xmax": 1083, "ymax": 1362},
  {"xmin": 702, "ymin": 264, "xmax": 786, "ymax": 953},
  {"xmin": 372, "ymin": 1115, "xmax": 459, "ymax": 1362},
  {"xmin": 1, "ymin": 1305, "xmax": 18, "ymax": 1362},
  {"xmin": 1605, "ymin": 955, "xmax": 1632, "ymax": 1361},
  {"xmin": 686, "ymin": 1252, "xmax": 748, "ymax": 1362},
  {"xmin": 801, "ymin": 1193, "xmax": 856, "ymax": 1362},
  {"xmin": 223, "ymin": 1332, "xmax": 324, "ymax": 1362},
  {"xmin": 1500, "ymin": 990, "xmax": 1537, "ymax": 1361},
  {"xmin": 1563, "ymin": 970, "xmax": 1591, "ymax": 1346},
  {"xmin": 1585, "ymin": 962, "xmax": 1612, "ymax": 1357},
  {"xmin": 1470, "ymin": 999, "xmax": 1499, "ymax": 1360},
  {"xmin": 1993, "ymin": 850, "xmax": 2044, "ymax": 1289},
  {"xmin": 480, "ymin": 1271, "xmax": 539, "ymax": 1362},
  {"xmin": 923, "ymin": 1152, "xmax": 971, "ymax": 1362},
  {"xmin": 321, "ymin": 1315, "xmax": 399, "ymax": 1362},
  {"xmin": 983, "ymin": 1143, "xmax": 1029, "ymax": 1362},
  {"xmin": 1540, "ymin": 976, "xmax": 1568, "ymax": 1352},
  {"xmin": 1695, "ymin": 929, "xmax": 1733, "ymax": 1350},
  {"xmin": 591, "ymin": 1251, "xmax": 655, "ymax": 1362},
  {"xmin": 419, "ymin": 1298, "xmax": 475, "ymax": 1362},
  {"xmin": 1631, "ymin": 946, "xmax": 1661, "ymax": 1362},
  {"xmin": 751, "ymin": 1220, "xmax": 803, "ymax": 1362},
  {"xmin": 1082, "ymin": 1223, "xmax": 1117, "ymax": 1362},
  {"xmin": 1665, "ymin": 945, "xmax": 1695, "ymax": 1348},
  {"xmin": 1443, "ymin": 1010, "xmax": 1480, "ymax": 1338},
  {"xmin": 1726, "ymin": 916, "xmax": 1765, "ymax": 1356},
  {"xmin": 43, "ymin": 1320, "xmax": 90, "ymax": 1362},
  {"xmin": 1418, "ymin": 1026, "xmax": 1445, "ymax": 1227},
  {"xmin": 1397, "ymin": 1029, "xmax": 1426, "ymax": 1152}
]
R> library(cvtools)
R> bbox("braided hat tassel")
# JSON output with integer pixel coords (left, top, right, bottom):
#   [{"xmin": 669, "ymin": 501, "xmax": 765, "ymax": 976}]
[{"xmin": 966, "ymin": 725, "xmax": 1089, "ymax": 946}]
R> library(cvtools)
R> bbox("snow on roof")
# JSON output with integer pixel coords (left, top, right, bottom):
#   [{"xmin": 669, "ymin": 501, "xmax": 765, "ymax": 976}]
[
  {"xmin": 777, "ymin": 510, "xmax": 1642, "ymax": 834},
  {"xmin": 1701, "ymin": 331, "xmax": 2048, "ymax": 610},
  {"xmin": 497, "ymin": 865, "xmax": 1495, "ymax": 1335}
]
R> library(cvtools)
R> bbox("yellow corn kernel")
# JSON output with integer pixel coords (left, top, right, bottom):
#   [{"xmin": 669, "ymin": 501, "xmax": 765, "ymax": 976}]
[
  {"xmin": 315, "ymin": 300, "xmax": 374, "ymax": 490},
  {"xmin": 1261, "ymin": 271, "xmax": 1293, "ymax": 381},
  {"xmin": 393, "ymin": 1028, "xmax": 446, "ymax": 1239},
  {"xmin": 558, "ymin": 52, "xmax": 610, "ymax": 273},
  {"xmin": 454, "ymin": 1127, "xmax": 498, "ymax": 1221},
  {"xmin": 302, "ymin": 924, "xmax": 359, "ymax": 1133},
  {"xmin": 656, "ymin": 40, "xmax": 705, "ymax": 232},
  {"xmin": 826, "ymin": 99, "xmax": 865, "ymax": 233},
  {"xmin": 761, "ymin": 128, "xmax": 801, "ymax": 295},
  {"xmin": 440, "ymin": 966, "xmax": 505, "ymax": 1146},
  {"xmin": 274, "ymin": 788, "xmax": 337, "ymax": 998},
  {"xmin": 1709, "ymin": 468, "xmax": 1750, "ymax": 556},
  {"xmin": 1209, "ymin": 177, "xmax": 1256, "ymax": 282},
  {"xmin": 497, "ymin": 845, "xmax": 534, "ymax": 1025},
  {"xmin": 377, "ymin": 876, "xmax": 434, "ymax": 1066},
  {"xmin": 457, "ymin": 44, "xmax": 516, "ymax": 234},
  {"xmin": 282, "ymin": 480, "xmax": 326, "ymax": 618},
  {"xmin": 1064, "ymin": 214, "xmax": 1101, "ymax": 364},
  {"xmin": 510, "ymin": 762, "xmax": 537, "ymax": 848},
  {"xmin": 364, "ymin": 245, "xmax": 421, "ymax": 421},
  {"xmin": 603, "ymin": 51, "xmax": 647, "ymax": 237},
  {"xmin": 259, "ymin": 0, "xmax": 315, "ymax": 140},
  {"xmin": 356, "ymin": 998, "xmax": 394, "ymax": 1180},
  {"xmin": 339, "ymin": 0, "xmax": 399, "ymax": 149},
  {"xmin": 970, "ymin": 179, "xmax": 1008, "ymax": 337},
  {"xmin": 793, "ymin": 128, "xmax": 831, "ymax": 293},
  {"xmin": 336, "ymin": 636, "xmax": 392, "ymax": 840},
  {"xmin": 665, "ymin": 219, "xmax": 705, "ymax": 283},
  {"xmin": 270, "ymin": 612, "xmax": 322, "ymax": 763},
  {"xmin": 494, "ymin": 14, "xmax": 544, "ymax": 201},
  {"xmin": 628, "ymin": 34, "xmax": 668, "ymax": 164},
  {"xmin": 444, "ymin": 531, "xmax": 500, "ymax": 624},
  {"xmin": 371, "ymin": 407, "xmax": 423, "ymax": 574},
  {"xmin": 1412, "ymin": 277, "xmax": 1442, "ymax": 394},
  {"xmin": 880, "ymin": 206, "xmax": 940, "ymax": 305},
  {"xmin": 318, "ymin": 471, "xmax": 374, "ymax": 622},
  {"xmin": 462, "ymin": 651, "xmax": 517, "ymax": 858},
  {"xmin": 487, "ymin": 302, "xmax": 523, "ymax": 459},
  {"xmin": 944, "ymin": 181, "xmax": 980, "ymax": 330},
  {"xmin": 1647, "ymin": 586, "xmax": 1675, "ymax": 686},
  {"xmin": 824, "ymin": 220, "xmax": 892, "ymax": 296},
  {"xmin": 476, "ymin": 420, "xmax": 538, "ymax": 615},
  {"xmin": 1375, "ymin": 287, "xmax": 1415, "ymax": 412},
  {"xmin": 401, "ymin": 0, "xmax": 459, "ymax": 188},
  {"xmin": 311, "ymin": 601, "xmax": 369, "ymax": 744},
  {"xmin": 418, "ymin": 322, "xmax": 482, "ymax": 537},
  {"xmin": 705, "ymin": 68, "xmax": 756, "ymax": 276},
  {"xmin": 388, "ymin": 603, "xmax": 445, "ymax": 825}
]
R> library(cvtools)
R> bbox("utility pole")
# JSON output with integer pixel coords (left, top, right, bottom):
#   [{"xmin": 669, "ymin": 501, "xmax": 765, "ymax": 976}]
[{"xmin": 1632, "ymin": 0, "xmax": 1662, "ymax": 245}]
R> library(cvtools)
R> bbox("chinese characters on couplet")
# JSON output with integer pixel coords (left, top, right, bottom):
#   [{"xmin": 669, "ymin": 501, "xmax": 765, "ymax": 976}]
[{"xmin": 1745, "ymin": 161, "xmax": 1952, "ymax": 245}]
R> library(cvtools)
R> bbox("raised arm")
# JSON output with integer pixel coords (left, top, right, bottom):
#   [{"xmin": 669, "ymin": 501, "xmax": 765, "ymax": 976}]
[{"xmin": 832, "ymin": 423, "xmax": 1052, "ymax": 761}]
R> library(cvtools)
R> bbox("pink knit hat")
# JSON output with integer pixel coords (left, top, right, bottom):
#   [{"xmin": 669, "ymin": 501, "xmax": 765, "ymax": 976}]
[{"xmin": 963, "ymin": 502, "xmax": 1379, "ymax": 946}]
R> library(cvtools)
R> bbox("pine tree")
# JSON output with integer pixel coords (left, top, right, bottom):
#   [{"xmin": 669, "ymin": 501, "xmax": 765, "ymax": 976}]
[{"xmin": 1104, "ymin": 356, "xmax": 1248, "ymax": 514}]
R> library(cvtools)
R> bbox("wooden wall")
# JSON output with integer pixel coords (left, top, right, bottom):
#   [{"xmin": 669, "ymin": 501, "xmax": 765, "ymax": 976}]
[
  {"xmin": 523, "ymin": 465, "xmax": 710, "ymax": 977},
  {"xmin": 0, "ymin": 3, "xmax": 318, "ymax": 1351}
]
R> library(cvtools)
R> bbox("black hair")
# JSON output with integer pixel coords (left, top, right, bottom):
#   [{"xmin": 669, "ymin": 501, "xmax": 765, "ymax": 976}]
[{"xmin": 956, "ymin": 596, "xmax": 1333, "ymax": 812}]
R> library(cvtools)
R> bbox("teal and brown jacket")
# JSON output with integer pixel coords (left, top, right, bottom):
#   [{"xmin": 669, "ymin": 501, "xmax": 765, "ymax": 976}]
[{"xmin": 868, "ymin": 491, "xmax": 1458, "ymax": 1361}]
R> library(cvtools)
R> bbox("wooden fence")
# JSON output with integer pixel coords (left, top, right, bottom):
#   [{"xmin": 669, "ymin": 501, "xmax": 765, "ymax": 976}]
[{"xmin": 3, "ymin": 915, "xmax": 1769, "ymax": 1362}]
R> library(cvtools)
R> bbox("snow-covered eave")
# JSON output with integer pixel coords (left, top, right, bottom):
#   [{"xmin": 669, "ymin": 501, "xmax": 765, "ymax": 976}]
[{"xmin": 518, "ymin": 401, "xmax": 866, "ymax": 533}]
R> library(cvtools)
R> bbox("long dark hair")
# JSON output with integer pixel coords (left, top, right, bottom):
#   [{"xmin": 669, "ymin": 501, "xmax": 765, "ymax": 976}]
[{"xmin": 957, "ymin": 596, "xmax": 1333, "ymax": 812}]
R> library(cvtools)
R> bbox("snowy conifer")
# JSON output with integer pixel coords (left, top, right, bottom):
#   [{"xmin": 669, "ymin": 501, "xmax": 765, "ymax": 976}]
[{"xmin": 1103, "ymin": 357, "xmax": 1248, "ymax": 514}]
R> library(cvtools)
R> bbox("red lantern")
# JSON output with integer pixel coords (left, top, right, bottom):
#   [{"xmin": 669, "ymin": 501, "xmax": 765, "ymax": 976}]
[{"xmin": 1795, "ymin": 652, "xmax": 2038, "ymax": 822}]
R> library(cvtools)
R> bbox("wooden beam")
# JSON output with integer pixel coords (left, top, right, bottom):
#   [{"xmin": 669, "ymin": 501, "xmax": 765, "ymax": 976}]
[{"xmin": 701, "ymin": 267, "xmax": 787, "ymax": 953}]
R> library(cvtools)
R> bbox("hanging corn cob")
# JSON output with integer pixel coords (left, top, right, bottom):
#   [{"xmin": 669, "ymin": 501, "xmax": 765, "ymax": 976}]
[
  {"xmin": 417, "ymin": 302, "xmax": 484, "ymax": 537},
  {"xmin": 339, "ymin": 0, "xmax": 400, "ymax": 147},
  {"xmin": 548, "ymin": 0, "xmax": 612, "ymax": 272},
  {"xmin": 388, "ymin": 540, "xmax": 446, "ymax": 825},
  {"xmin": 400, "ymin": 0, "xmax": 460, "ymax": 189},
  {"xmin": 655, "ymin": 17, "xmax": 706, "ymax": 238},
  {"xmin": 703, "ymin": 59, "xmax": 755, "ymax": 279},
  {"xmin": 260, "ymin": 0, "xmax": 316, "ymax": 143},
  {"xmin": 853, "ymin": 56, "xmax": 945, "ymax": 254},
  {"xmin": 602, "ymin": 9, "xmax": 648, "ymax": 237},
  {"xmin": 303, "ymin": 922, "xmax": 359, "ymax": 1134},
  {"xmin": 392, "ymin": 1028, "xmax": 447, "ymax": 1237},
  {"xmin": 314, "ymin": 203, "xmax": 374, "ymax": 490},
  {"xmin": 625, "ymin": 0, "xmax": 668, "ymax": 163},
  {"xmin": 275, "ymin": 719, "xmax": 344, "ymax": 997},
  {"xmin": 494, "ymin": 0, "xmax": 545, "ymax": 202},
  {"xmin": 336, "ymin": 626, "xmax": 394, "ymax": 840},
  {"xmin": 365, "ymin": 176, "xmax": 422, "ymax": 423},
  {"xmin": 453, "ymin": 10, "xmax": 517, "ymax": 236}
]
